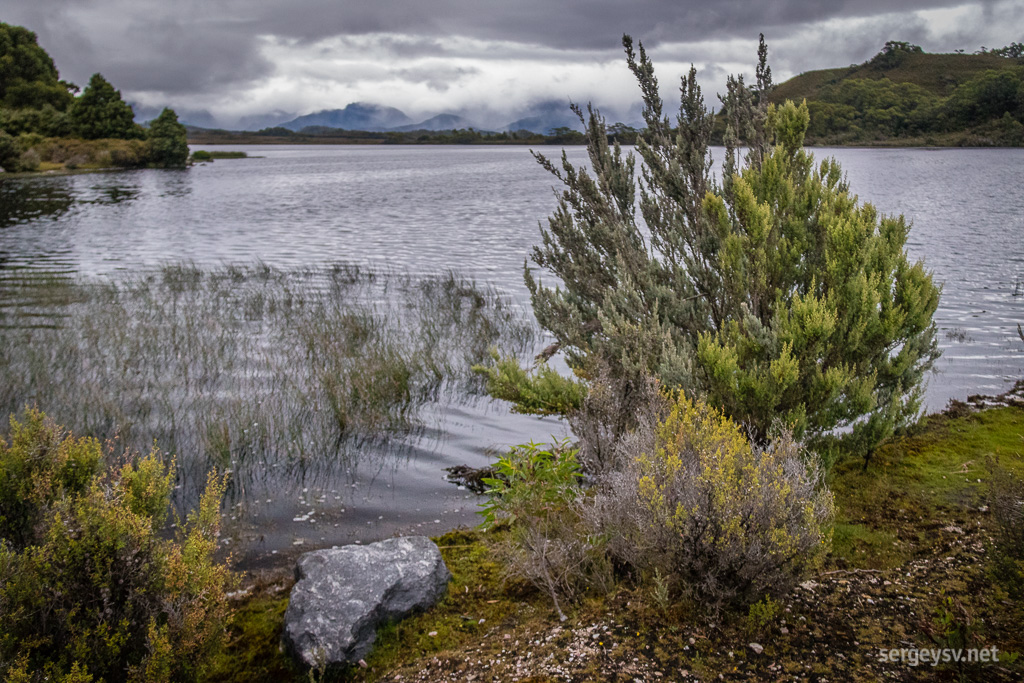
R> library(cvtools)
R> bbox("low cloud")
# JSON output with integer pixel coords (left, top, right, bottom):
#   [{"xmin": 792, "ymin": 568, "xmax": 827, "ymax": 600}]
[{"xmin": 3, "ymin": 0, "xmax": 1020, "ymax": 128}]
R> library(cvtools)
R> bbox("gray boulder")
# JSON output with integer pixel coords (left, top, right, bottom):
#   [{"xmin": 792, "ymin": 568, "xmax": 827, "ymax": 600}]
[{"xmin": 282, "ymin": 536, "xmax": 451, "ymax": 669}]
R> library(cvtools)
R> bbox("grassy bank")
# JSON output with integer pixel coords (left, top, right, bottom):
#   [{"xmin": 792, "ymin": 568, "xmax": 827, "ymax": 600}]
[{"xmin": 204, "ymin": 404, "xmax": 1024, "ymax": 682}]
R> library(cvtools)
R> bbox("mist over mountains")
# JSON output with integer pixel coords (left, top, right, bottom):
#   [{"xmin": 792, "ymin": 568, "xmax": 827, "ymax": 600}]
[{"xmin": 143, "ymin": 100, "xmax": 641, "ymax": 135}]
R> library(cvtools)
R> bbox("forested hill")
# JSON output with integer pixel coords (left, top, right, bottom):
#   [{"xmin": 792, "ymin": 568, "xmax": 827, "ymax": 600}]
[{"xmin": 770, "ymin": 41, "xmax": 1024, "ymax": 146}]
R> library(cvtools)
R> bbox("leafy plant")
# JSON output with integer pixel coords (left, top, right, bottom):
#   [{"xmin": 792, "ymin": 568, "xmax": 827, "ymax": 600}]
[
  {"xmin": 479, "ymin": 439, "xmax": 582, "ymax": 529},
  {"xmin": 746, "ymin": 595, "xmax": 782, "ymax": 635},
  {"xmin": 147, "ymin": 108, "xmax": 188, "ymax": 168},
  {"xmin": 479, "ymin": 440, "xmax": 610, "ymax": 620}
]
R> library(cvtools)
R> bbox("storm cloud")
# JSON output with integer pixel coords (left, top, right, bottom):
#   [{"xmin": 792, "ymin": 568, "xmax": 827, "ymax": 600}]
[{"xmin": 1, "ymin": 0, "xmax": 1019, "ymax": 128}]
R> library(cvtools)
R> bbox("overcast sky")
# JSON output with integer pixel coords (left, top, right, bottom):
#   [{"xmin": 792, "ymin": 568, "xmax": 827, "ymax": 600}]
[{"xmin": 2, "ymin": 0, "xmax": 1021, "ymax": 128}]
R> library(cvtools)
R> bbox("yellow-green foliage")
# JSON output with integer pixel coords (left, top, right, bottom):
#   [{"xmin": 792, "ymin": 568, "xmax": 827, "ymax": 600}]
[
  {"xmin": 0, "ymin": 411, "xmax": 233, "ymax": 683},
  {"xmin": 595, "ymin": 393, "xmax": 833, "ymax": 610},
  {"xmin": 480, "ymin": 440, "xmax": 611, "ymax": 620},
  {"xmin": 0, "ymin": 408, "xmax": 102, "ymax": 548}
]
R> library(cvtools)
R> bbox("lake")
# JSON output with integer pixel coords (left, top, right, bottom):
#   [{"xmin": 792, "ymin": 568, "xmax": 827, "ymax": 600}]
[{"xmin": 1, "ymin": 144, "xmax": 1022, "ymax": 566}]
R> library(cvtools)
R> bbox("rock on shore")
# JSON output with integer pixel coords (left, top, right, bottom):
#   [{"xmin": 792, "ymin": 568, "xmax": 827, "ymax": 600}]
[{"xmin": 282, "ymin": 536, "xmax": 451, "ymax": 669}]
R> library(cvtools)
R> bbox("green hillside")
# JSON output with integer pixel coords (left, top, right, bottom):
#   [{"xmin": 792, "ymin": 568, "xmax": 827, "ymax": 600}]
[
  {"xmin": 771, "ymin": 41, "xmax": 1024, "ymax": 146},
  {"xmin": 773, "ymin": 52, "xmax": 1016, "ymax": 101}
]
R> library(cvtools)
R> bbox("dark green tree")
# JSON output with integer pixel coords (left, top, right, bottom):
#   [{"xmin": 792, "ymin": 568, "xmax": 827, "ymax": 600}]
[
  {"xmin": 0, "ymin": 130, "xmax": 21, "ymax": 170},
  {"xmin": 503, "ymin": 35, "xmax": 940, "ymax": 458},
  {"xmin": 68, "ymin": 72, "xmax": 144, "ymax": 140},
  {"xmin": 147, "ymin": 107, "xmax": 189, "ymax": 167},
  {"xmin": 870, "ymin": 41, "xmax": 924, "ymax": 69},
  {"xmin": 0, "ymin": 22, "xmax": 73, "ymax": 111}
]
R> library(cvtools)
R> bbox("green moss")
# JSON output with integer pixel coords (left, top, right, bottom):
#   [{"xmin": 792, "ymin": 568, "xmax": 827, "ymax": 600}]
[
  {"xmin": 201, "ymin": 589, "xmax": 298, "ymax": 683},
  {"xmin": 829, "ymin": 407, "xmax": 1024, "ymax": 568}
]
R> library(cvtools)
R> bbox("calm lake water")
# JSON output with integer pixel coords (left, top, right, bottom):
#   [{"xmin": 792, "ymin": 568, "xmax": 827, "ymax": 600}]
[{"xmin": 1, "ymin": 144, "xmax": 1022, "ymax": 565}]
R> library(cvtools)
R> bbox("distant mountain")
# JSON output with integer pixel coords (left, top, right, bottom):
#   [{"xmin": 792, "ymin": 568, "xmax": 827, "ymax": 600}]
[
  {"xmin": 236, "ymin": 111, "xmax": 297, "ymax": 131},
  {"xmin": 391, "ymin": 113, "xmax": 476, "ymax": 132},
  {"xmin": 502, "ymin": 100, "xmax": 585, "ymax": 134},
  {"xmin": 281, "ymin": 103, "xmax": 413, "ymax": 132}
]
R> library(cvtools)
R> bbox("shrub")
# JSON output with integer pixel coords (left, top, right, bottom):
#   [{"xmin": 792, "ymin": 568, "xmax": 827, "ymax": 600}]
[
  {"xmin": 480, "ymin": 440, "xmax": 610, "ymax": 620},
  {"xmin": 16, "ymin": 147, "xmax": 40, "ymax": 171},
  {"xmin": 0, "ymin": 411, "xmax": 233, "ymax": 682},
  {"xmin": 987, "ymin": 459, "xmax": 1024, "ymax": 598},
  {"xmin": 106, "ymin": 139, "xmax": 149, "ymax": 168},
  {"xmin": 0, "ymin": 131, "xmax": 20, "ymax": 171},
  {"xmin": 504, "ymin": 35, "xmax": 940, "ymax": 457},
  {"xmin": 0, "ymin": 408, "xmax": 103, "ymax": 548},
  {"xmin": 190, "ymin": 149, "xmax": 213, "ymax": 162},
  {"xmin": 586, "ymin": 392, "xmax": 833, "ymax": 612}
]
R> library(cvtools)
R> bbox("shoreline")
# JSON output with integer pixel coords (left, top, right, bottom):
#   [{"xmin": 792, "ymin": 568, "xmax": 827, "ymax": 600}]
[{"xmin": 207, "ymin": 399, "xmax": 1024, "ymax": 682}]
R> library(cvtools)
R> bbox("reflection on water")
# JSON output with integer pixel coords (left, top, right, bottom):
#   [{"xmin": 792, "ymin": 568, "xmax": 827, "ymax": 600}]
[
  {"xmin": 0, "ymin": 177, "xmax": 74, "ymax": 226},
  {"xmin": 0, "ymin": 145, "xmax": 1021, "ymax": 565},
  {"xmin": 0, "ymin": 264, "xmax": 552, "ymax": 565}
]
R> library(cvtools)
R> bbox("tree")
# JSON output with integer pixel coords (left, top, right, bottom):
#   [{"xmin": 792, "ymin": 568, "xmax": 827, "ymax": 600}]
[
  {"xmin": 68, "ymin": 72, "xmax": 144, "ymax": 140},
  {"xmin": 0, "ymin": 22, "xmax": 73, "ymax": 111},
  {"xmin": 870, "ymin": 41, "xmax": 924, "ymax": 69},
  {"xmin": 516, "ymin": 34, "xmax": 940, "ymax": 457},
  {"xmin": 147, "ymin": 107, "xmax": 189, "ymax": 167}
]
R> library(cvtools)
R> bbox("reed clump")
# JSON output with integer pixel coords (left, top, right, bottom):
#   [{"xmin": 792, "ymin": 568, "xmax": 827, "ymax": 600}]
[{"xmin": 0, "ymin": 263, "xmax": 536, "ymax": 509}]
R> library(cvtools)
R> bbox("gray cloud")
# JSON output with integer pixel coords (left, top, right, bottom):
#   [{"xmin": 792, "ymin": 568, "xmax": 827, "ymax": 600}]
[{"xmin": 0, "ymin": 0, "xmax": 1018, "ymax": 127}]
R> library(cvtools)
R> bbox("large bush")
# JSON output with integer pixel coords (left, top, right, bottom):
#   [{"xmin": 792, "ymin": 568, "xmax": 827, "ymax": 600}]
[
  {"xmin": 509, "ymin": 35, "xmax": 940, "ymax": 456},
  {"xmin": 587, "ymin": 392, "xmax": 834, "ymax": 611},
  {"xmin": 483, "ymin": 388, "xmax": 833, "ymax": 616},
  {"xmin": 0, "ymin": 410, "xmax": 233, "ymax": 683},
  {"xmin": 0, "ymin": 408, "xmax": 102, "ymax": 548}
]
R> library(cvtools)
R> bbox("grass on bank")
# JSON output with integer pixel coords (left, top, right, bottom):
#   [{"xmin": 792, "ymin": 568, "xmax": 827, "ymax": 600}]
[{"xmin": 203, "ymin": 405, "xmax": 1024, "ymax": 682}]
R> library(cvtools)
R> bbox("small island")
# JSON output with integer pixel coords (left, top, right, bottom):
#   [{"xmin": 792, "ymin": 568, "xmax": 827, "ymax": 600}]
[{"xmin": 0, "ymin": 22, "xmax": 188, "ymax": 174}]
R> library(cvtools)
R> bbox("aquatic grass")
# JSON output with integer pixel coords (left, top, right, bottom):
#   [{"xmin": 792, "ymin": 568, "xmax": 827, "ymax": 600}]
[{"xmin": 0, "ymin": 263, "xmax": 537, "ymax": 510}]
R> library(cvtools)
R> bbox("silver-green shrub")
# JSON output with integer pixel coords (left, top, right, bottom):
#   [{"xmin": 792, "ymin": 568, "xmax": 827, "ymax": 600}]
[{"xmin": 506, "ymin": 34, "xmax": 941, "ymax": 457}]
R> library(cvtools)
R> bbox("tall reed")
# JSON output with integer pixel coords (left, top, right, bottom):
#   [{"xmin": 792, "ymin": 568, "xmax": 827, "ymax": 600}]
[{"xmin": 0, "ymin": 263, "xmax": 536, "ymax": 509}]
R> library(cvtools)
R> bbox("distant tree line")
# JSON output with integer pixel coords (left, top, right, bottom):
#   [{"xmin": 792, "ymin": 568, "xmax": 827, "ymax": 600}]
[
  {"xmin": 0, "ymin": 22, "xmax": 189, "ymax": 171},
  {"xmin": 189, "ymin": 123, "xmax": 639, "ymax": 147}
]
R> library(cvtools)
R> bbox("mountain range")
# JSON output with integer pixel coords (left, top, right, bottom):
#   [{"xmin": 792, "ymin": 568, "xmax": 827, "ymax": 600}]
[
  {"xmin": 158, "ymin": 101, "xmax": 610, "ymax": 135},
  {"xmin": 274, "ymin": 101, "xmax": 594, "ymax": 135}
]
